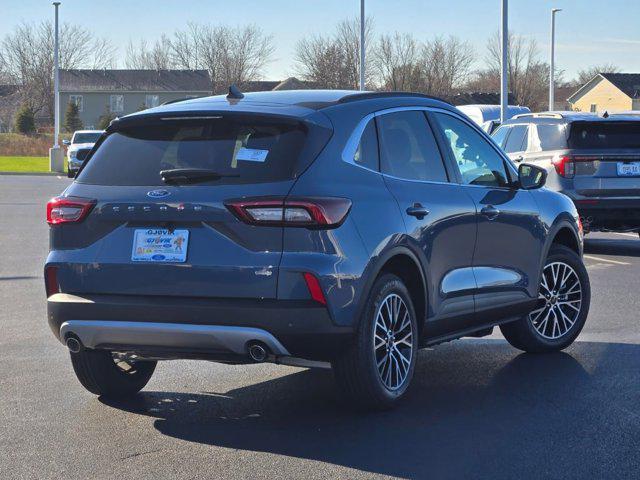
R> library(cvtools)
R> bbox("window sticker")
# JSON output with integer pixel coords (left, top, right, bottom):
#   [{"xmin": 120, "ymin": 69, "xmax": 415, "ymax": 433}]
[{"xmin": 236, "ymin": 147, "xmax": 269, "ymax": 162}]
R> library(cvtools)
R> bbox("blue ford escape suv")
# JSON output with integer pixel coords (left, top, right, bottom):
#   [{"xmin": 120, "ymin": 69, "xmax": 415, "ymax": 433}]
[{"xmin": 45, "ymin": 89, "xmax": 590, "ymax": 409}]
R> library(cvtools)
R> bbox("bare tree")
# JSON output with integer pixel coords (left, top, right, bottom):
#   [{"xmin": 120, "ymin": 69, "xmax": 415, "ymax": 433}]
[
  {"xmin": 167, "ymin": 23, "xmax": 274, "ymax": 93},
  {"xmin": 0, "ymin": 21, "xmax": 115, "ymax": 122},
  {"xmin": 419, "ymin": 36, "xmax": 475, "ymax": 97},
  {"xmin": 374, "ymin": 33, "xmax": 421, "ymax": 91},
  {"xmin": 125, "ymin": 36, "xmax": 174, "ymax": 70},
  {"xmin": 295, "ymin": 17, "xmax": 374, "ymax": 89},
  {"xmin": 576, "ymin": 64, "xmax": 620, "ymax": 86},
  {"xmin": 469, "ymin": 32, "xmax": 549, "ymax": 111}
]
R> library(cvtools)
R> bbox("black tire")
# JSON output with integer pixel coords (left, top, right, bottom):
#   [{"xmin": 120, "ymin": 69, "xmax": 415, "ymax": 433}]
[
  {"xmin": 500, "ymin": 245, "xmax": 590, "ymax": 353},
  {"xmin": 67, "ymin": 169, "xmax": 75, "ymax": 178},
  {"xmin": 332, "ymin": 274, "xmax": 419, "ymax": 410},
  {"xmin": 70, "ymin": 349, "xmax": 156, "ymax": 398}
]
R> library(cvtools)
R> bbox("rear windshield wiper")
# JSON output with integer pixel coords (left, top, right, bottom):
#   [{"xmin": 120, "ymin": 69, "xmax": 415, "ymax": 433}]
[{"xmin": 160, "ymin": 168, "xmax": 239, "ymax": 185}]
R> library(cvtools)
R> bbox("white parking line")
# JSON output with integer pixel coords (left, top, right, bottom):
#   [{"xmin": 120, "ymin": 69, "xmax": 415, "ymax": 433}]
[
  {"xmin": 611, "ymin": 232, "xmax": 638, "ymax": 238},
  {"xmin": 584, "ymin": 255, "xmax": 631, "ymax": 265}
]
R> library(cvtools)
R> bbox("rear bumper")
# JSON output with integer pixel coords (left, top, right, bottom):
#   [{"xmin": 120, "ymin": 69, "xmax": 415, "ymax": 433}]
[
  {"xmin": 573, "ymin": 198, "xmax": 640, "ymax": 230},
  {"xmin": 48, "ymin": 293, "xmax": 353, "ymax": 361}
]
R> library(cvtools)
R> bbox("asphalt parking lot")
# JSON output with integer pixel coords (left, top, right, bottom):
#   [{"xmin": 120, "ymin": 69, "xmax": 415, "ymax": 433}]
[{"xmin": 1, "ymin": 175, "xmax": 639, "ymax": 480}]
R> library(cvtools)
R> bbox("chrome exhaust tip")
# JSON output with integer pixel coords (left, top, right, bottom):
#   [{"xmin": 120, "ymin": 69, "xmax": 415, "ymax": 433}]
[
  {"xmin": 65, "ymin": 336, "xmax": 82, "ymax": 354},
  {"xmin": 247, "ymin": 342, "xmax": 268, "ymax": 362}
]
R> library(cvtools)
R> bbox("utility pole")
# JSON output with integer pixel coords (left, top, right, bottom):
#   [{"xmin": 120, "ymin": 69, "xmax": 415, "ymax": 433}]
[
  {"xmin": 549, "ymin": 8, "xmax": 562, "ymax": 111},
  {"xmin": 500, "ymin": 0, "xmax": 508, "ymax": 123},
  {"xmin": 359, "ymin": 0, "xmax": 365, "ymax": 90},
  {"xmin": 49, "ymin": 2, "xmax": 64, "ymax": 173}
]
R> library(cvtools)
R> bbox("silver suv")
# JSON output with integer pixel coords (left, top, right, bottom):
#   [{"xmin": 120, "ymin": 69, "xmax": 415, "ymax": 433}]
[{"xmin": 492, "ymin": 112, "xmax": 640, "ymax": 235}]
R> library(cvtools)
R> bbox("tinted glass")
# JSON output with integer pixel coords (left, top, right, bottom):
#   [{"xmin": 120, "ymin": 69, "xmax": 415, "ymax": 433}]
[
  {"xmin": 491, "ymin": 126, "xmax": 510, "ymax": 148},
  {"xmin": 503, "ymin": 125, "xmax": 528, "ymax": 153},
  {"xmin": 434, "ymin": 113, "xmax": 511, "ymax": 187},
  {"xmin": 78, "ymin": 116, "xmax": 308, "ymax": 186},
  {"xmin": 568, "ymin": 121, "xmax": 640, "ymax": 149},
  {"xmin": 530, "ymin": 124, "xmax": 567, "ymax": 152},
  {"xmin": 354, "ymin": 120, "xmax": 379, "ymax": 171},
  {"xmin": 377, "ymin": 111, "xmax": 448, "ymax": 182},
  {"xmin": 73, "ymin": 132, "xmax": 102, "ymax": 144}
]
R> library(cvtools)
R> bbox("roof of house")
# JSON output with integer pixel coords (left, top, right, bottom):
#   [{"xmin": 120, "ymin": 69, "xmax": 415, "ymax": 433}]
[
  {"xmin": 600, "ymin": 73, "xmax": 640, "ymax": 98},
  {"xmin": 59, "ymin": 69, "xmax": 212, "ymax": 93},
  {"xmin": 568, "ymin": 73, "xmax": 640, "ymax": 103}
]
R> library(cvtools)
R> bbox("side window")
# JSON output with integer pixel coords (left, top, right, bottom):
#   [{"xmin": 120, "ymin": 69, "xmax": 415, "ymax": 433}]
[
  {"xmin": 353, "ymin": 120, "xmax": 379, "ymax": 171},
  {"xmin": 433, "ymin": 112, "xmax": 511, "ymax": 188},
  {"xmin": 377, "ymin": 111, "xmax": 448, "ymax": 182},
  {"xmin": 503, "ymin": 124, "xmax": 528, "ymax": 153},
  {"xmin": 110, "ymin": 95, "xmax": 124, "ymax": 113},
  {"xmin": 530, "ymin": 124, "xmax": 567, "ymax": 152},
  {"xmin": 491, "ymin": 126, "xmax": 510, "ymax": 148}
]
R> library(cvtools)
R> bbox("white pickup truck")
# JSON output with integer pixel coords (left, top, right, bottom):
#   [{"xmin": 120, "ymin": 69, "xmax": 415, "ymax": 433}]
[{"xmin": 63, "ymin": 130, "xmax": 103, "ymax": 178}]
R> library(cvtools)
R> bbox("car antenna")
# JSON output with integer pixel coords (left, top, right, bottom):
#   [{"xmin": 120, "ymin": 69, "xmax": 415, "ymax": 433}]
[
  {"xmin": 602, "ymin": 110, "xmax": 609, "ymax": 118},
  {"xmin": 227, "ymin": 85, "xmax": 244, "ymax": 100}
]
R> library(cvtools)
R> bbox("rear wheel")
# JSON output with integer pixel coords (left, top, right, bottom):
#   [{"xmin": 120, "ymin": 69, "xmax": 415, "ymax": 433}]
[
  {"xmin": 70, "ymin": 349, "xmax": 156, "ymax": 398},
  {"xmin": 500, "ymin": 245, "xmax": 590, "ymax": 353},
  {"xmin": 333, "ymin": 274, "xmax": 418, "ymax": 410}
]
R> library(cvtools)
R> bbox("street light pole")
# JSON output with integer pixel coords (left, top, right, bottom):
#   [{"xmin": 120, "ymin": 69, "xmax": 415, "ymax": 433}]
[
  {"xmin": 53, "ymin": 2, "xmax": 60, "ymax": 147},
  {"xmin": 49, "ymin": 2, "xmax": 64, "ymax": 173},
  {"xmin": 549, "ymin": 8, "xmax": 562, "ymax": 111},
  {"xmin": 359, "ymin": 0, "xmax": 365, "ymax": 91},
  {"xmin": 500, "ymin": 0, "xmax": 508, "ymax": 123}
]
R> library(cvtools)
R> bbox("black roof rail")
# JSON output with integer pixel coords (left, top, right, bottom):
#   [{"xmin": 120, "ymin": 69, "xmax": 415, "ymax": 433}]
[{"xmin": 337, "ymin": 91, "xmax": 451, "ymax": 105}]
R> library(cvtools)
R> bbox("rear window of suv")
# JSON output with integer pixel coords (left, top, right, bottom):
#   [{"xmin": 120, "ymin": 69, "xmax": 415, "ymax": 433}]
[
  {"xmin": 568, "ymin": 121, "xmax": 640, "ymax": 149},
  {"xmin": 77, "ymin": 115, "xmax": 314, "ymax": 186}
]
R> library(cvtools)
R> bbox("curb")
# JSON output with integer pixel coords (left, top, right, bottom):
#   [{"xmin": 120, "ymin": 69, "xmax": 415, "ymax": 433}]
[{"xmin": 0, "ymin": 171, "xmax": 65, "ymax": 176}]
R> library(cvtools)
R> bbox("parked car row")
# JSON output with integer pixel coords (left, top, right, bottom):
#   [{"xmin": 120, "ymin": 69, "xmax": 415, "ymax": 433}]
[
  {"xmin": 491, "ymin": 112, "xmax": 640, "ymax": 236},
  {"xmin": 47, "ymin": 90, "xmax": 590, "ymax": 409}
]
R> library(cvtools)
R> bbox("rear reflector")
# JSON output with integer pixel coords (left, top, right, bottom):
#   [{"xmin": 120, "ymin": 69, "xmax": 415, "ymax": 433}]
[
  {"xmin": 225, "ymin": 197, "xmax": 351, "ymax": 228},
  {"xmin": 46, "ymin": 196, "xmax": 96, "ymax": 225},
  {"xmin": 45, "ymin": 265, "xmax": 59, "ymax": 297},
  {"xmin": 303, "ymin": 272, "xmax": 327, "ymax": 305}
]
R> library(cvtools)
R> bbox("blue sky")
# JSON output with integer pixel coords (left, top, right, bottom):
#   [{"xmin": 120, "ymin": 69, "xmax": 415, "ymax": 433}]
[{"xmin": 2, "ymin": 0, "xmax": 640, "ymax": 81}]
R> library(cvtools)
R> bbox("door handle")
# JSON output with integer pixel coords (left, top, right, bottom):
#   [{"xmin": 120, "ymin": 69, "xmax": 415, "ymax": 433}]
[
  {"xmin": 406, "ymin": 203, "xmax": 429, "ymax": 219},
  {"xmin": 481, "ymin": 205, "xmax": 500, "ymax": 220}
]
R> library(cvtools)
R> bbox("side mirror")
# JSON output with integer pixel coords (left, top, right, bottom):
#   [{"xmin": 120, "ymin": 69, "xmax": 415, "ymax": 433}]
[
  {"xmin": 518, "ymin": 163, "xmax": 547, "ymax": 190},
  {"xmin": 62, "ymin": 139, "xmax": 70, "ymax": 146}
]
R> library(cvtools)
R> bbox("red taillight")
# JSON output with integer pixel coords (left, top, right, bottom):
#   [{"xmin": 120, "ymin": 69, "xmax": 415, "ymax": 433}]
[
  {"xmin": 303, "ymin": 272, "xmax": 327, "ymax": 305},
  {"xmin": 577, "ymin": 217, "xmax": 583, "ymax": 237},
  {"xmin": 552, "ymin": 155, "xmax": 575, "ymax": 178},
  {"xmin": 46, "ymin": 196, "xmax": 96, "ymax": 225},
  {"xmin": 225, "ymin": 197, "xmax": 351, "ymax": 228},
  {"xmin": 45, "ymin": 265, "xmax": 59, "ymax": 297}
]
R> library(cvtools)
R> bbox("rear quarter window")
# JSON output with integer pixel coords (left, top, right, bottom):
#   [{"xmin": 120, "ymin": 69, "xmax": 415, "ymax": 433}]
[
  {"xmin": 530, "ymin": 124, "xmax": 567, "ymax": 152},
  {"xmin": 77, "ymin": 115, "xmax": 320, "ymax": 186}
]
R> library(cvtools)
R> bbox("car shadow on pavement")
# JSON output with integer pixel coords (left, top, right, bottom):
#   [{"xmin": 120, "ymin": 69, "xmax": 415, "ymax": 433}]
[
  {"xmin": 584, "ymin": 237, "xmax": 640, "ymax": 257},
  {"xmin": 100, "ymin": 340, "xmax": 640, "ymax": 479}
]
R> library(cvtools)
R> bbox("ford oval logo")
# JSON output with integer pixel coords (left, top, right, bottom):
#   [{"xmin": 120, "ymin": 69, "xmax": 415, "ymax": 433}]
[{"xmin": 147, "ymin": 189, "xmax": 171, "ymax": 198}]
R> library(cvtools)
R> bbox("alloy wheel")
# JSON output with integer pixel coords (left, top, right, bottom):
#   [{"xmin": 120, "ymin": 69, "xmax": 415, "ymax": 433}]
[
  {"xmin": 530, "ymin": 261, "xmax": 583, "ymax": 340},
  {"xmin": 373, "ymin": 293, "xmax": 414, "ymax": 390}
]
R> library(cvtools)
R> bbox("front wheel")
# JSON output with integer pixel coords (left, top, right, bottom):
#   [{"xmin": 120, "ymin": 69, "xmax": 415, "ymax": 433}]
[
  {"xmin": 70, "ymin": 349, "xmax": 156, "ymax": 398},
  {"xmin": 332, "ymin": 274, "xmax": 418, "ymax": 410},
  {"xmin": 500, "ymin": 245, "xmax": 590, "ymax": 353}
]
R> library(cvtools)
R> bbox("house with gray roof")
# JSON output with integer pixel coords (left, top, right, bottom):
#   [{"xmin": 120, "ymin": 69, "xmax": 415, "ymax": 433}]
[
  {"xmin": 568, "ymin": 73, "xmax": 640, "ymax": 113},
  {"xmin": 59, "ymin": 69, "xmax": 212, "ymax": 128}
]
